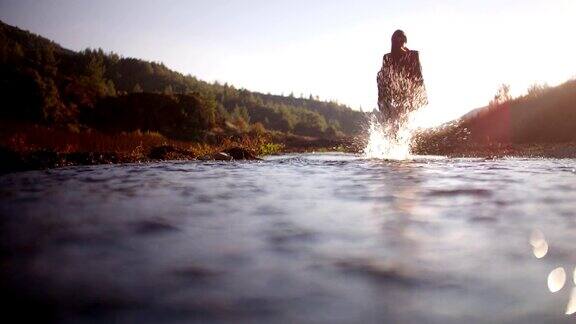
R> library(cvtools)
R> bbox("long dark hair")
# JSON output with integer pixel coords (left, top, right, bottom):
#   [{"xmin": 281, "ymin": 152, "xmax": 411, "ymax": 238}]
[{"xmin": 391, "ymin": 29, "xmax": 407, "ymax": 57}]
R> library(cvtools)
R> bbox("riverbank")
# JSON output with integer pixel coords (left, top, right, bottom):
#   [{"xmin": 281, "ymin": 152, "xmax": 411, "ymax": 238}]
[
  {"xmin": 0, "ymin": 123, "xmax": 358, "ymax": 173},
  {"xmin": 3, "ymin": 123, "xmax": 576, "ymax": 174},
  {"xmin": 3, "ymin": 140, "xmax": 575, "ymax": 175},
  {"xmin": 412, "ymin": 142, "xmax": 576, "ymax": 159}
]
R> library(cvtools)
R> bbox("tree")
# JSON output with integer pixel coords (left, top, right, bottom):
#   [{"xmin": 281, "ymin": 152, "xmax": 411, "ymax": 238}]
[
  {"xmin": 231, "ymin": 105, "xmax": 250, "ymax": 125},
  {"xmin": 294, "ymin": 110, "xmax": 327, "ymax": 136},
  {"xmin": 0, "ymin": 20, "xmax": 364, "ymax": 136},
  {"xmin": 490, "ymin": 84, "xmax": 512, "ymax": 107},
  {"xmin": 78, "ymin": 49, "xmax": 115, "ymax": 97},
  {"xmin": 39, "ymin": 77, "xmax": 68, "ymax": 123},
  {"xmin": 527, "ymin": 83, "xmax": 549, "ymax": 98}
]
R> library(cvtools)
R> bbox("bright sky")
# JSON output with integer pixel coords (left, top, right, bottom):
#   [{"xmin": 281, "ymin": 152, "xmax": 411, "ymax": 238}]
[{"xmin": 1, "ymin": 0, "xmax": 575, "ymax": 125}]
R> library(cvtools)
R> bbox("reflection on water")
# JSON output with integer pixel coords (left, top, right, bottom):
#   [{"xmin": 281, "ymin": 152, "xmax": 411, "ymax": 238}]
[{"xmin": 0, "ymin": 153, "xmax": 575, "ymax": 323}]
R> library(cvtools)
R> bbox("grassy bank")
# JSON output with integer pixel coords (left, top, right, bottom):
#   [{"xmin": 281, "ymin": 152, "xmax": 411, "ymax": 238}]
[
  {"xmin": 412, "ymin": 79, "xmax": 576, "ymax": 158},
  {"xmin": 0, "ymin": 122, "xmax": 358, "ymax": 173},
  {"xmin": 412, "ymin": 140, "xmax": 576, "ymax": 158}
]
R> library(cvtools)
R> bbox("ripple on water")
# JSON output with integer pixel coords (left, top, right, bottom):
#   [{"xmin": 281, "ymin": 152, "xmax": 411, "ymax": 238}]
[
  {"xmin": 333, "ymin": 258, "xmax": 457, "ymax": 290},
  {"xmin": 1, "ymin": 154, "xmax": 576, "ymax": 323},
  {"xmin": 426, "ymin": 188, "xmax": 493, "ymax": 197},
  {"xmin": 133, "ymin": 219, "xmax": 180, "ymax": 235},
  {"xmin": 266, "ymin": 224, "xmax": 318, "ymax": 251}
]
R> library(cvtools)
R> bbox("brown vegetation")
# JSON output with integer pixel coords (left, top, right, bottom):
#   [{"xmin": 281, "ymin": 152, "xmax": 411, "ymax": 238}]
[
  {"xmin": 413, "ymin": 80, "xmax": 576, "ymax": 157},
  {"xmin": 0, "ymin": 19, "xmax": 361, "ymax": 172}
]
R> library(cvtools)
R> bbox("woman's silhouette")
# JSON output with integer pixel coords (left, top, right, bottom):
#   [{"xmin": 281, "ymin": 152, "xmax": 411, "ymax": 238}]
[{"xmin": 377, "ymin": 30, "xmax": 427, "ymax": 127}]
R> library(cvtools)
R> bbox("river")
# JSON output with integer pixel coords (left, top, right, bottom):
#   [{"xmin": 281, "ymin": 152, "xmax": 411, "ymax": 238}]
[{"xmin": 1, "ymin": 153, "xmax": 575, "ymax": 323}]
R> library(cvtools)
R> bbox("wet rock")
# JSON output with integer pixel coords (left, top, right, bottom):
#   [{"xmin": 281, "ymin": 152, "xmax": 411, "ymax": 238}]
[
  {"xmin": 223, "ymin": 147, "xmax": 260, "ymax": 160},
  {"xmin": 25, "ymin": 149, "xmax": 60, "ymax": 169},
  {"xmin": 0, "ymin": 148, "xmax": 61, "ymax": 173},
  {"xmin": 199, "ymin": 152, "xmax": 233, "ymax": 161},
  {"xmin": 65, "ymin": 152, "xmax": 120, "ymax": 165},
  {"xmin": 0, "ymin": 147, "xmax": 25, "ymax": 173},
  {"xmin": 0, "ymin": 147, "xmax": 128, "ymax": 173},
  {"xmin": 149, "ymin": 145, "xmax": 194, "ymax": 160}
]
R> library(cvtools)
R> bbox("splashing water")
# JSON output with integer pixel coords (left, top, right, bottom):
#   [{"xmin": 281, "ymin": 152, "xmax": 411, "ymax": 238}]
[
  {"xmin": 363, "ymin": 112, "xmax": 416, "ymax": 160},
  {"xmin": 363, "ymin": 103, "xmax": 457, "ymax": 160},
  {"xmin": 369, "ymin": 55, "xmax": 431, "ymax": 160}
]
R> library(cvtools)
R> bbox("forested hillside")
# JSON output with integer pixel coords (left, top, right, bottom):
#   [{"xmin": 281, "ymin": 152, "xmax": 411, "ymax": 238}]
[
  {"xmin": 0, "ymin": 20, "xmax": 363, "ymax": 140},
  {"xmin": 413, "ymin": 80, "xmax": 576, "ymax": 155}
]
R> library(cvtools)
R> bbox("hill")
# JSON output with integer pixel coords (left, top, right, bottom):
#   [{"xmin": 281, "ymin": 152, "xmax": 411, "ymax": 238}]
[
  {"xmin": 413, "ymin": 80, "xmax": 576, "ymax": 157},
  {"xmin": 0, "ymin": 20, "xmax": 364, "ymax": 141}
]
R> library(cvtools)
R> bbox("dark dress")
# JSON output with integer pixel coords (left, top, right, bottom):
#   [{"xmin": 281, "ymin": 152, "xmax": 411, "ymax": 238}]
[{"xmin": 377, "ymin": 50, "xmax": 427, "ymax": 121}]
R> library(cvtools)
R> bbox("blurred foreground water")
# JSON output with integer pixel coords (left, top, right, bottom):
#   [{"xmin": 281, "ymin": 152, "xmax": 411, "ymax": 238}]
[{"xmin": 1, "ymin": 153, "xmax": 576, "ymax": 323}]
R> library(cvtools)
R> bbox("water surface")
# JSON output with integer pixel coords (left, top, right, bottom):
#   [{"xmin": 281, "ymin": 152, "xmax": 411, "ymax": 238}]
[{"xmin": 1, "ymin": 153, "xmax": 575, "ymax": 323}]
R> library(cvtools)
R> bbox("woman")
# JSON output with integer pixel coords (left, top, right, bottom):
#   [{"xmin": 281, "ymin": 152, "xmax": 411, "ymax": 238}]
[{"xmin": 377, "ymin": 30, "xmax": 428, "ymax": 125}]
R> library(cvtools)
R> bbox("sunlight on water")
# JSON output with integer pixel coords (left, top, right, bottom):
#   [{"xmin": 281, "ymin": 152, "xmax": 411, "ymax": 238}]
[{"xmin": 363, "ymin": 104, "xmax": 450, "ymax": 160}]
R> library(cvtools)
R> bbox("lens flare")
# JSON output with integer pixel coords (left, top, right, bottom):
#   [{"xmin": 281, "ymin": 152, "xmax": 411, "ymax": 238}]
[
  {"xmin": 529, "ymin": 229, "xmax": 549, "ymax": 259},
  {"xmin": 529, "ymin": 229, "xmax": 546, "ymax": 247},
  {"xmin": 567, "ymin": 288, "xmax": 576, "ymax": 315},
  {"xmin": 532, "ymin": 242, "xmax": 549, "ymax": 259},
  {"xmin": 548, "ymin": 267, "xmax": 566, "ymax": 293}
]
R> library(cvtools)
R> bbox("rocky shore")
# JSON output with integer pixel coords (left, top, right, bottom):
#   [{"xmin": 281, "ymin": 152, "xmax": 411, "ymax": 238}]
[
  {"xmin": 3, "ymin": 139, "xmax": 575, "ymax": 175},
  {"xmin": 413, "ymin": 142, "xmax": 576, "ymax": 159},
  {"xmin": 0, "ymin": 145, "xmax": 261, "ymax": 174}
]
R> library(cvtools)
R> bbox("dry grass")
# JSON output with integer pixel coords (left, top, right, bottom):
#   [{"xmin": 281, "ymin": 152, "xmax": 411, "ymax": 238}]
[
  {"xmin": 413, "ymin": 79, "xmax": 576, "ymax": 156},
  {"xmin": 0, "ymin": 121, "xmax": 272, "ymax": 159},
  {"xmin": 0, "ymin": 121, "xmax": 352, "ymax": 174}
]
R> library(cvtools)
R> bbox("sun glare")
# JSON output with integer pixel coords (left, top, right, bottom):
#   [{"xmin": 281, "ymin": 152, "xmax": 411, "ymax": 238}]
[{"xmin": 214, "ymin": 0, "xmax": 575, "ymax": 124}]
